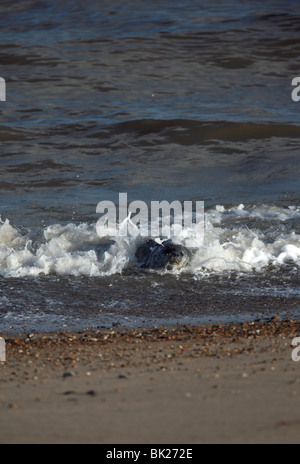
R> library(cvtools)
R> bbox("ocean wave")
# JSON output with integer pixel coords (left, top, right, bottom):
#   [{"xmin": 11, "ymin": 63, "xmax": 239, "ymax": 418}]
[
  {"xmin": 0, "ymin": 204, "xmax": 299, "ymax": 278},
  {"xmin": 106, "ymin": 119, "xmax": 300, "ymax": 142}
]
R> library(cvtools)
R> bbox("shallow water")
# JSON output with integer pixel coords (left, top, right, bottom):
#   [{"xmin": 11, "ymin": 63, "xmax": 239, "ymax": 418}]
[{"xmin": 0, "ymin": 0, "xmax": 300, "ymax": 331}]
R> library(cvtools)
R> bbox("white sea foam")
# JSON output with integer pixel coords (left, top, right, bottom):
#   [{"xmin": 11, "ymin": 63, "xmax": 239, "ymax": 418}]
[{"xmin": 0, "ymin": 204, "xmax": 299, "ymax": 277}]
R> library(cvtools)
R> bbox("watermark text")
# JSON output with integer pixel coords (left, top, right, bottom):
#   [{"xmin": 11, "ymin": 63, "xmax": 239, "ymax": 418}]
[
  {"xmin": 291, "ymin": 77, "xmax": 300, "ymax": 102},
  {"xmin": 96, "ymin": 193, "xmax": 204, "ymax": 241},
  {"xmin": 0, "ymin": 78, "xmax": 5, "ymax": 101},
  {"xmin": 291, "ymin": 337, "xmax": 300, "ymax": 362},
  {"xmin": 0, "ymin": 337, "xmax": 6, "ymax": 362}
]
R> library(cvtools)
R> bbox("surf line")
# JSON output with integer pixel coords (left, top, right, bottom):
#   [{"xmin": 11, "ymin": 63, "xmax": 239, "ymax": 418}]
[{"xmin": 96, "ymin": 192, "xmax": 204, "ymax": 239}]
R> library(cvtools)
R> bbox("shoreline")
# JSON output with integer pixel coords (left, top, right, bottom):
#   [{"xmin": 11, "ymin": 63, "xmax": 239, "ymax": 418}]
[
  {"xmin": 1, "ymin": 319, "xmax": 300, "ymax": 443},
  {"xmin": 1, "ymin": 289, "xmax": 299, "ymax": 334}
]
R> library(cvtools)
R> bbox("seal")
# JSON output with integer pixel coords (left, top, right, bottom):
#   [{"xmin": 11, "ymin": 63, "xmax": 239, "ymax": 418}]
[{"xmin": 135, "ymin": 239, "xmax": 193, "ymax": 271}]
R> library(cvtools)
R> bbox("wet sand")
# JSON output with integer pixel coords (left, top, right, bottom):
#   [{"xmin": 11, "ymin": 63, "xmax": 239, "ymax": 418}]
[{"xmin": 1, "ymin": 319, "xmax": 300, "ymax": 444}]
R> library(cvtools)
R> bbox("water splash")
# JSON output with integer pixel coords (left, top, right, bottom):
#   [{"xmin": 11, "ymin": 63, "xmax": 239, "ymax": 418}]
[{"xmin": 0, "ymin": 204, "xmax": 299, "ymax": 278}]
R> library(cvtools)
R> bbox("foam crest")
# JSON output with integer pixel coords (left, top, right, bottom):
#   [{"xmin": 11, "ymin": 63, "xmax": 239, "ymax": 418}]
[{"xmin": 0, "ymin": 204, "xmax": 299, "ymax": 277}]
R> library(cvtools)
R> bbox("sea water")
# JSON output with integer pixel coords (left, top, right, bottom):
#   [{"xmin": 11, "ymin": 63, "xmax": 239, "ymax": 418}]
[{"xmin": 0, "ymin": 0, "xmax": 300, "ymax": 331}]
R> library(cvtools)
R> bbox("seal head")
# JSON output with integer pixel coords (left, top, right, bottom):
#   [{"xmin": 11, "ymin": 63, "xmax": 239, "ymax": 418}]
[{"xmin": 135, "ymin": 239, "xmax": 192, "ymax": 271}]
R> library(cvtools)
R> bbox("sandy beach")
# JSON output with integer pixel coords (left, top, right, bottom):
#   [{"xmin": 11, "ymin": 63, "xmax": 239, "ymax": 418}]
[{"xmin": 1, "ymin": 319, "xmax": 300, "ymax": 444}]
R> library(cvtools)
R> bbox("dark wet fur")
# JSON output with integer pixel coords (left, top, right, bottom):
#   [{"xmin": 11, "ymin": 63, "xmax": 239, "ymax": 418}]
[{"xmin": 135, "ymin": 239, "xmax": 193, "ymax": 270}]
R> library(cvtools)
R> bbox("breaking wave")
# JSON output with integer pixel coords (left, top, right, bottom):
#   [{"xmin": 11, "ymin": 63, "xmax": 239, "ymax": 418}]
[{"xmin": 0, "ymin": 203, "xmax": 299, "ymax": 278}]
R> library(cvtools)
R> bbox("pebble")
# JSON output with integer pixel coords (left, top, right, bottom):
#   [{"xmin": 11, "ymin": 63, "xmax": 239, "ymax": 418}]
[
  {"xmin": 63, "ymin": 371, "xmax": 75, "ymax": 378},
  {"xmin": 9, "ymin": 403, "xmax": 19, "ymax": 409}
]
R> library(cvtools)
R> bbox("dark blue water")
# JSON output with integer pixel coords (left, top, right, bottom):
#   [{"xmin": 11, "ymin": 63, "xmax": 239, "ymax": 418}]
[{"xmin": 0, "ymin": 0, "xmax": 300, "ymax": 332}]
